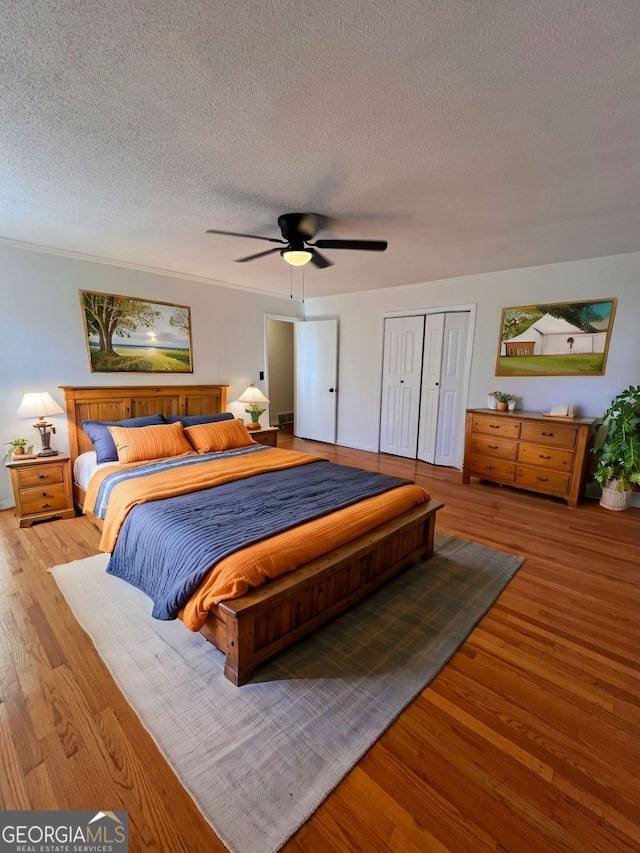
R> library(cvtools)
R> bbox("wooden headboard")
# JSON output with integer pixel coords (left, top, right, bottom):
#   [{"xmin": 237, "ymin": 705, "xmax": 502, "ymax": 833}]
[{"xmin": 61, "ymin": 384, "xmax": 229, "ymax": 467}]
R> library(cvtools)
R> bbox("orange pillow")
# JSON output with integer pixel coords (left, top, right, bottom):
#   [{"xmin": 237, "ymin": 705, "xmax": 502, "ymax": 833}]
[
  {"xmin": 184, "ymin": 419, "xmax": 257, "ymax": 454},
  {"xmin": 108, "ymin": 421, "xmax": 194, "ymax": 463}
]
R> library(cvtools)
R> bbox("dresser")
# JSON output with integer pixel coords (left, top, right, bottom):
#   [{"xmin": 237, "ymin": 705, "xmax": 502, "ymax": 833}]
[
  {"xmin": 6, "ymin": 453, "xmax": 75, "ymax": 527},
  {"xmin": 462, "ymin": 409, "xmax": 596, "ymax": 507}
]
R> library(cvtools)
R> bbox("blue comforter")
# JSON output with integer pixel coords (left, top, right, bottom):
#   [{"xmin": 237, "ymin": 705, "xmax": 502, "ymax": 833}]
[{"xmin": 106, "ymin": 459, "xmax": 410, "ymax": 620}]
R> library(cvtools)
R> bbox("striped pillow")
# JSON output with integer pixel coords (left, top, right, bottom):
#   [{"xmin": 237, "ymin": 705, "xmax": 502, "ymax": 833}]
[
  {"xmin": 184, "ymin": 419, "xmax": 257, "ymax": 454},
  {"xmin": 108, "ymin": 421, "xmax": 194, "ymax": 464}
]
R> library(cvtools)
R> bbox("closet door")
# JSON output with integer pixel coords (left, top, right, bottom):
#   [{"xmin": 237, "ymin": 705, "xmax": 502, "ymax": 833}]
[
  {"xmin": 434, "ymin": 311, "xmax": 470, "ymax": 466},
  {"xmin": 379, "ymin": 316, "xmax": 425, "ymax": 458},
  {"xmin": 416, "ymin": 313, "xmax": 445, "ymax": 464},
  {"xmin": 417, "ymin": 311, "xmax": 470, "ymax": 466}
]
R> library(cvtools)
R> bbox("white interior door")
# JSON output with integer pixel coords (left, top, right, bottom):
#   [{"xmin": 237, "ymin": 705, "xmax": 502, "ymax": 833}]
[
  {"xmin": 379, "ymin": 316, "xmax": 425, "ymax": 458},
  {"xmin": 417, "ymin": 313, "xmax": 445, "ymax": 463},
  {"xmin": 295, "ymin": 320, "xmax": 338, "ymax": 443},
  {"xmin": 434, "ymin": 312, "xmax": 470, "ymax": 466}
]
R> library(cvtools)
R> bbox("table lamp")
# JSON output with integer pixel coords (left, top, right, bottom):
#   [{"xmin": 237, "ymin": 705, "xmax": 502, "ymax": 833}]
[
  {"xmin": 17, "ymin": 391, "xmax": 65, "ymax": 457},
  {"xmin": 236, "ymin": 384, "xmax": 270, "ymax": 430}
]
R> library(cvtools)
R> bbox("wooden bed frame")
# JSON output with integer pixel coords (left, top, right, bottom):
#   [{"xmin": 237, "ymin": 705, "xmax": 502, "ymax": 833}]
[{"xmin": 61, "ymin": 384, "xmax": 443, "ymax": 686}]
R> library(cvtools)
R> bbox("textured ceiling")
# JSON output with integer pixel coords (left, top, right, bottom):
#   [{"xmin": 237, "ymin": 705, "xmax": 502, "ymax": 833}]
[{"xmin": 1, "ymin": 0, "xmax": 639, "ymax": 298}]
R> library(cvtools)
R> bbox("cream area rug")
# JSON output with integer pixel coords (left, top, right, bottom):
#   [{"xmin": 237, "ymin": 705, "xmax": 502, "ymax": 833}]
[{"xmin": 50, "ymin": 533, "xmax": 523, "ymax": 853}]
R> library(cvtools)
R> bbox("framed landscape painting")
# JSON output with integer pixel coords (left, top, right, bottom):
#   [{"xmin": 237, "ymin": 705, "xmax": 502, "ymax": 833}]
[
  {"xmin": 495, "ymin": 298, "xmax": 617, "ymax": 376},
  {"xmin": 80, "ymin": 290, "xmax": 193, "ymax": 373}
]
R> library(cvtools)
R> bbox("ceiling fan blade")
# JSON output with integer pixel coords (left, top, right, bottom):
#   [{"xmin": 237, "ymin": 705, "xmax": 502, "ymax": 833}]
[
  {"xmin": 310, "ymin": 249, "xmax": 334, "ymax": 269},
  {"xmin": 234, "ymin": 247, "xmax": 282, "ymax": 263},
  {"xmin": 313, "ymin": 239, "xmax": 388, "ymax": 252},
  {"xmin": 206, "ymin": 228, "xmax": 285, "ymax": 244}
]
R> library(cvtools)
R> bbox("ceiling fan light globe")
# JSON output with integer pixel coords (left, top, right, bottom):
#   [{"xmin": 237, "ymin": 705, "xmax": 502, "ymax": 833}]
[{"xmin": 281, "ymin": 249, "xmax": 313, "ymax": 266}]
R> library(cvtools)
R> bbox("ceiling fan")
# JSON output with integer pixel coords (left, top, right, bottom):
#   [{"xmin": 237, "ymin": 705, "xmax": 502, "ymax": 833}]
[{"xmin": 206, "ymin": 212, "xmax": 388, "ymax": 268}]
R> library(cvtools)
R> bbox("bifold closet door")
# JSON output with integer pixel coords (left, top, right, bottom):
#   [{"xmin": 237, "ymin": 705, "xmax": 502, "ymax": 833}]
[
  {"xmin": 379, "ymin": 316, "xmax": 425, "ymax": 458},
  {"xmin": 417, "ymin": 311, "xmax": 470, "ymax": 467}
]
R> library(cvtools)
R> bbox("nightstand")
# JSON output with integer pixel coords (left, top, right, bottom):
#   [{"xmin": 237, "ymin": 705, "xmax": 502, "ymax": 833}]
[
  {"xmin": 6, "ymin": 453, "xmax": 75, "ymax": 527},
  {"xmin": 249, "ymin": 426, "xmax": 279, "ymax": 447}
]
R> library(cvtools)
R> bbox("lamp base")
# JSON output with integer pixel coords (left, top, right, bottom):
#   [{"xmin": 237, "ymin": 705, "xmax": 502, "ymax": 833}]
[{"xmin": 37, "ymin": 448, "xmax": 59, "ymax": 457}]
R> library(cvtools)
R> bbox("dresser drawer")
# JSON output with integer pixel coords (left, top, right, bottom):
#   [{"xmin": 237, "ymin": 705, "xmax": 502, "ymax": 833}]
[
  {"xmin": 516, "ymin": 466, "xmax": 571, "ymax": 494},
  {"xmin": 518, "ymin": 443, "xmax": 574, "ymax": 471},
  {"xmin": 521, "ymin": 423, "xmax": 577, "ymax": 448},
  {"xmin": 470, "ymin": 435, "xmax": 517, "ymax": 460},
  {"xmin": 20, "ymin": 484, "xmax": 69, "ymax": 515},
  {"xmin": 16, "ymin": 463, "xmax": 64, "ymax": 488},
  {"xmin": 471, "ymin": 416, "xmax": 521, "ymax": 440},
  {"xmin": 468, "ymin": 455, "xmax": 516, "ymax": 481}
]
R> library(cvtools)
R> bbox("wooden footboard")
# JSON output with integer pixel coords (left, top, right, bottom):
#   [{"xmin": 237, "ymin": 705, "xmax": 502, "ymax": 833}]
[{"xmin": 199, "ymin": 498, "xmax": 443, "ymax": 685}]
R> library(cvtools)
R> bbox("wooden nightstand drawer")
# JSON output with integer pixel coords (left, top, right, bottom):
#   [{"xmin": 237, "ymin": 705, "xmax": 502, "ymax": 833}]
[
  {"xmin": 16, "ymin": 462, "xmax": 65, "ymax": 488},
  {"xmin": 470, "ymin": 435, "xmax": 517, "ymax": 460},
  {"xmin": 20, "ymin": 484, "xmax": 69, "ymax": 515},
  {"xmin": 518, "ymin": 443, "xmax": 574, "ymax": 471},
  {"xmin": 521, "ymin": 423, "xmax": 577, "ymax": 448},
  {"xmin": 250, "ymin": 428, "xmax": 279, "ymax": 447}
]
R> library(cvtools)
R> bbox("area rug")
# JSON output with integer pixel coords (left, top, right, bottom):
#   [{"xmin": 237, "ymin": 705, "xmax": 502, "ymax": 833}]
[{"xmin": 50, "ymin": 533, "xmax": 523, "ymax": 853}]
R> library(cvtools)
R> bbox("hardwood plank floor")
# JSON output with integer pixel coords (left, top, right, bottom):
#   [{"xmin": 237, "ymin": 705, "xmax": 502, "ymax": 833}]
[{"xmin": 1, "ymin": 435, "xmax": 638, "ymax": 852}]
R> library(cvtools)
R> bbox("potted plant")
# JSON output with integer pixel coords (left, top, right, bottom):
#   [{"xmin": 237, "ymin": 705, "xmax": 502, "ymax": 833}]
[
  {"xmin": 4, "ymin": 438, "xmax": 34, "ymax": 462},
  {"xmin": 495, "ymin": 392, "xmax": 514, "ymax": 412},
  {"xmin": 592, "ymin": 385, "xmax": 640, "ymax": 511}
]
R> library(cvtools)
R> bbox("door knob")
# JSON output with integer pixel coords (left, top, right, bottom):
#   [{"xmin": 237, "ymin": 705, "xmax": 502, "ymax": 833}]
[{"xmin": 329, "ymin": 388, "xmax": 335, "ymax": 392}]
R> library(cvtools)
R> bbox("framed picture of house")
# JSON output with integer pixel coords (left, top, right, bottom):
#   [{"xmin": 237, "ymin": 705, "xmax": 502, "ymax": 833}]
[
  {"xmin": 495, "ymin": 298, "xmax": 617, "ymax": 376},
  {"xmin": 79, "ymin": 290, "xmax": 193, "ymax": 373}
]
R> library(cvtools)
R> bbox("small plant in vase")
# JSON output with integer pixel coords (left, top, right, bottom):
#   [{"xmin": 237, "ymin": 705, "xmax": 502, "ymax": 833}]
[
  {"xmin": 495, "ymin": 393, "xmax": 514, "ymax": 412},
  {"xmin": 244, "ymin": 404, "xmax": 266, "ymax": 429},
  {"xmin": 4, "ymin": 438, "xmax": 34, "ymax": 461}
]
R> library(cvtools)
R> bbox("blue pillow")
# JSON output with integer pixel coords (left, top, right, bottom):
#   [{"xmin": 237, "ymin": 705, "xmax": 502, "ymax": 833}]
[
  {"xmin": 82, "ymin": 413, "xmax": 166, "ymax": 463},
  {"xmin": 165, "ymin": 412, "xmax": 234, "ymax": 426}
]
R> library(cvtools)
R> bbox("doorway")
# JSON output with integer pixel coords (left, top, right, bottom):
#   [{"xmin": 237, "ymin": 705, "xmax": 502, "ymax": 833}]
[{"xmin": 379, "ymin": 308, "xmax": 473, "ymax": 468}]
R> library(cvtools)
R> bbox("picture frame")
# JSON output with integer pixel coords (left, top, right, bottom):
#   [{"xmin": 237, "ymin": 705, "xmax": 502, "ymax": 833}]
[
  {"xmin": 79, "ymin": 290, "xmax": 193, "ymax": 373},
  {"xmin": 495, "ymin": 298, "xmax": 617, "ymax": 377}
]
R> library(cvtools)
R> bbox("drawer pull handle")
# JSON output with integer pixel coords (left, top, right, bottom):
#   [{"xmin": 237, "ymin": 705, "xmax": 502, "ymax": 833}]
[
  {"xmin": 539, "ymin": 454, "xmax": 551, "ymax": 459},
  {"xmin": 488, "ymin": 444, "xmax": 498, "ymax": 449},
  {"xmin": 542, "ymin": 431, "xmax": 554, "ymax": 437},
  {"xmin": 485, "ymin": 465, "xmax": 495, "ymax": 470},
  {"xmin": 489, "ymin": 425, "xmax": 500, "ymax": 429},
  {"xmin": 42, "ymin": 503, "xmax": 51, "ymax": 508},
  {"xmin": 41, "ymin": 492, "xmax": 48, "ymax": 498},
  {"xmin": 536, "ymin": 477, "xmax": 549, "ymax": 482},
  {"xmin": 37, "ymin": 474, "xmax": 49, "ymax": 479}
]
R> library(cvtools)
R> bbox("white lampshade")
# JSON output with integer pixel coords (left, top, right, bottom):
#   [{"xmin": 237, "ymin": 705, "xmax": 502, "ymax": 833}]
[
  {"xmin": 237, "ymin": 384, "xmax": 270, "ymax": 404},
  {"xmin": 17, "ymin": 391, "xmax": 64, "ymax": 421}
]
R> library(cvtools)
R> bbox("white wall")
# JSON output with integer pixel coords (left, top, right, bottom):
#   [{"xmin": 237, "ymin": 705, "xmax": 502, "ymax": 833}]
[
  {"xmin": 304, "ymin": 252, "xmax": 640, "ymax": 455},
  {"xmin": 0, "ymin": 243, "xmax": 302, "ymax": 508}
]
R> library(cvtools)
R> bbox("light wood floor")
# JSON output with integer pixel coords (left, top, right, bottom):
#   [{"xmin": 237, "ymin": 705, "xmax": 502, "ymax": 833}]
[{"xmin": 1, "ymin": 435, "xmax": 638, "ymax": 852}]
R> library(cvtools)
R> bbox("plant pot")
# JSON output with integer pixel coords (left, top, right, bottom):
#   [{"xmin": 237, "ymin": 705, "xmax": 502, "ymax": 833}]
[
  {"xmin": 12, "ymin": 447, "xmax": 26, "ymax": 459},
  {"xmin": 496, "ymin": 402, "xmax": 508, "ymax": 412},
  {"xmin": 599, "ymin": 481, "xmax": 633, "ymax": 511}
]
